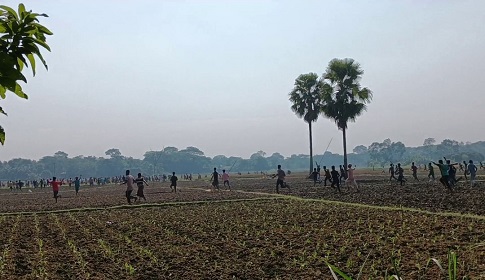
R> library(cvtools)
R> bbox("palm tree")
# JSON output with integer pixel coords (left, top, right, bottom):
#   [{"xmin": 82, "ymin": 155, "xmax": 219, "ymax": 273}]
[
  {"xmin": 320, "ymin": 58, "xmax": 372, "ymax": 174},
  {"xmin": 289, "ymin": 73, "xmax": 323, "ymax": 174}
]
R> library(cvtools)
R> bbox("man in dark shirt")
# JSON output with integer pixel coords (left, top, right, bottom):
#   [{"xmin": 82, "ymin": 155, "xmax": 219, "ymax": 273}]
[
  {"xmin": 311, "ymin": 168, "xmax": 320, "ymax": 187},
  {"xmin": 397, "ymin": 163, "xmax": 405, "ymax": 186},
  {"xmin": 275, "ymin": 165, "xmax": 286, "ymax": 194},
  {"xmin": 170, "ymin": 172, "xmax": 178, "ymax": 192},
  {"xmin": 389, "ymin": 163, "xmax": 397, "ymax": 181},
  {"xmin": 210, "ymin": 168, "xmax": 219, "ymax": 191},
  {"xmin": 330, "ymin": 166, "xmax": 341, "ymax": 193}
]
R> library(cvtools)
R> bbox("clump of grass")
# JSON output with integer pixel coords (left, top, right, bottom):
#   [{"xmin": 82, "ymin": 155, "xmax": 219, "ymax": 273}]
[{"xmin": 326, "ymin": 250, "xmax": 463, "ymax": 280}]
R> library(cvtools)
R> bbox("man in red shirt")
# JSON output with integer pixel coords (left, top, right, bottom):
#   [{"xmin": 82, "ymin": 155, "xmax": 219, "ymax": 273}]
[{"xmin": 50, "ymin": 177, "xmax": 63, "ymax": 203}]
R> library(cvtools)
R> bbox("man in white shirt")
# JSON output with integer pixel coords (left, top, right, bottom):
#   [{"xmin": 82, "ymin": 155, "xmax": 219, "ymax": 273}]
[{"xmin": 121, "ymin": 170, "xmax": 137, "ymax": 204}]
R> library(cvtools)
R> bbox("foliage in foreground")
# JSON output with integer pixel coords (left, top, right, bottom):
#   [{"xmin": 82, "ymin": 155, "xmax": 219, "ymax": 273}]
[
  {"xmin": 0, "ymin": 3, "xmax": 52, "ymax": 144},
  {"xmin": 327, "ymin": 250, "xmax": 463, "ymax": 280}
]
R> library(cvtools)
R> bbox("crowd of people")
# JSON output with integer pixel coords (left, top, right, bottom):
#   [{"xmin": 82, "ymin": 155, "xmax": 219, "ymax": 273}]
[
  {"xmin": 1, "ymin": 159, "xmax": 482, "ymax": 204},
  {"xmin": 310, "ymin": 164, "xmax": 359, "ymax": 193}
]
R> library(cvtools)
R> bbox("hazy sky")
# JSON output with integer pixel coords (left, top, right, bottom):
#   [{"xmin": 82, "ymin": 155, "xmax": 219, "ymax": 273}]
[{"xmin": 1, "ymin": 0, "xmax": 484, "ymax": 161}]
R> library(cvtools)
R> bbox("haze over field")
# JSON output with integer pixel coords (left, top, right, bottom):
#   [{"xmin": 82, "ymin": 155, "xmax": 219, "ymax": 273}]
[{"xmin": 1, "ymin": 0, "xmax": 484, "ymax": 161}]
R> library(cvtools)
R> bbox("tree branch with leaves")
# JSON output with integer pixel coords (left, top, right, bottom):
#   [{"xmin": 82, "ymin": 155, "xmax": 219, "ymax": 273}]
[{"xmin": 0, "ymin": 3, "xmax": 53, "ymax": 144}]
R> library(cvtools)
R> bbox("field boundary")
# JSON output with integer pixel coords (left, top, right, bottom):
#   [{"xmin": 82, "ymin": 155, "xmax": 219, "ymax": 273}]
[
  {"xmin": 235, "ymin": 190, "xmax": 485, "ymax": 221},
  {"xmin": 189, "ymin": 188, "xmax": 485, "ymax": 221},
  {"xmin": 0, "ymin": 196, "xmax": 281, "ymax": 217},
  {"xmin": 2, "ymin": 188, "xmax": 485, "ymax": 221}
]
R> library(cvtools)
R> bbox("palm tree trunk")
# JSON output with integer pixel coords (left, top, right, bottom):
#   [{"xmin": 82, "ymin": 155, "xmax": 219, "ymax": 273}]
[
  {"xmin": 342, "ymin": 127, "xmax": 348, "ymax": 177},
  {"xmin": 309, "ymin": 121, "xmax": 313, "ymax": 174}
]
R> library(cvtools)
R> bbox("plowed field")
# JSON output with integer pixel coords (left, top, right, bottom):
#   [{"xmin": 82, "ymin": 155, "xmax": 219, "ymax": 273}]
[{"xmin": 0, "ymin": 171, "xmax": 484, "ymax": 279}]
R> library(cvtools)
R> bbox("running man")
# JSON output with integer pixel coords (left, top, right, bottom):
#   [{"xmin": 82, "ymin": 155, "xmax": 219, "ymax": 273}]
[
  {"xmin": 411, "ymin": 162, "xmax": 419, "ymax": 181},
  {"xmin": 462, "ymin": 160, "xmax": 468, "ymax": 181},
  {"xmin": 468, "ymin": 160, "xmax": 478, "ymax": 187},
  {"xmin": 135, "ymin": 173, "xmax": 149, "ymax": 201},
  {"xmin": 210, "ymin": 168, "xmax": 220, "ymax": 191},
  {"xmin": 432, "ymin": 160, "xmax": 452, "ymax": 191},
  {"xmin": 121, "ymin": 170, "xmax": 137, "ymax": 204},
  {"xmin": 330, "ymin": 166, "xmax": 341, "ymax": 193},
  {"xmin": 389, "ymin": 163, "xmax": 397, "ymax": 181},
  {"xmin": 50, "ymin": 177, "xmax": 63, "ymax": 203},
  {"xmin": 311, "ymin": 168, "xmax": 320, "ymax": 187},
  {"xmin": 396, "ymin": 163, "xmax": 406, "ymax": 186},
  {"xmin": 345, "ymin": 164, "xmax": 359, "ymax": 192},
  {"xmin": 222, "ymin": 169, "xmax": 231, "ymax": 190},
  {"xmin": 339, "ymin": 165, "xmax": 346, "ymax": 183},
  {"xmin": 444, "ymin": 158, "xmax": 461, "ymax": 186},
  {"xmin": 427, "ymin": 163, "xmax": 435, "ymax": 182},
  {"xmin": 170, "ymin": 172, "xmax": 178, "ymax": 192},
  {"xmin": 323, "ymin": 166, "xmax": 332, "ymax": 186},
  {"xmin": 274, "ymin": 165, "xmax": 286, "ymax": 194}
]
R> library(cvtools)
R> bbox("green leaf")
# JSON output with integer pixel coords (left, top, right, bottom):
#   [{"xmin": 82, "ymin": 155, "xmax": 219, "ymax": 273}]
[
  {"xmin": 0, "ymin": 5, "xmax": 19, "ymax": 20},
  {"xmin": 0, "ymin": 23, "xmax": 6, "ymax": 33},
  {"xmin": 16, "ymin": 56, "xmax": 24, "ymax": 71},
  {"xmin": 32, "ymin": 37, "xmax": 51, "ymax": 51},
  {"xmin": 27, "ymin": 53, "xmax": 36, "ymax": 75},
  {"xmin": 0, "ymin": 85, "xmax": 6, "ymax": 99},
  {"xmin": 35, "ymin": 50, "xmax": 48, "ymax": 70},
  {"xmin": 0, "ymin": 125, "xmax": 5, "ymax": 145},
  {"xmin": 12, "ymin": 82, "xmax": 27, "ymax": 99},
  {"xmin": 32, "ymin": 23, "xmax": 53, "ymax": 35},
  {"xmin": 0, "ymin": 79, "xmax": 28, "ymax": 99},
  {"xmin": 39, "ymin": 25, "xmax": 53, "ymax": 35},
  {"xmin": 18, "ymin": 3, "xmax": 26, "ymax": 19},
  {"xmin": 325, "ymin": 262, "xmax": 353, "ymax": 280}
]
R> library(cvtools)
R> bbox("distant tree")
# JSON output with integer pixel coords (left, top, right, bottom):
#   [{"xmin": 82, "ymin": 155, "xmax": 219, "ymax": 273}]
[
  {"xmin": 423, "ymin": 138, "xmax": 436, "ymax": 146},
  {"xmin": 321, "ymin": 58, "xmax": 372, "ymax": 170},
  {"xmin": 54, "ymin": 151, "xmax": 68, "ymax": 158},
  {"xmin": 105, "ymin": 148, "xmax": 122, "ymax": 158},
  {"xmin": 0, "ymin": 4, "xmax": 53, "ymax": 144},
  {"xmin": 352, "ymin": 145, "xmax": 368, "ymax": 154},
  {"xmin": 267, "ymin": 152, "xmax": 285, "ymax": 167},
  {"xmin": 286, "ymin": 154, "xmax": 310, "ymax": 171},
  {"xmin": 383, "ymin": 138, "xmax": 391, "ymax": 147},
  {"xmin": 368, "ymin": 139, "xmax": 405, "ymax": 165},
  {"xmin": 180, "ymin": 146, "xmax": 204, "ymax": 156},
  {"xmin": 289, "ymin": 73, "xmax": 324, "ymax": 174},
  {"xmin": 437, "ymin": 139, "xmax": 460, "ymax": 156},
  {"xmin": 163, "ymin": 146, "xmax": 178, "ymax": 154},
  {"xmin": 383, "ymin": 141, "xmax": 406, "ymax": 163},
  {"xmin": 212, "ymin": 155, "xmax": 230, "ymax": 168},
  {"xmin": 143, "ymin": 150, "xmax": 163, "ymax": 175},
  {"xmin": 250, "ymin": 150, "xmax": 266, "ymax": 159},
  {"xmin": 368, "ymin": 142, "xmax": 385, "ymax": 164},
  {"xmin": 248, "ymin": 151, "xmax": 269, "ymax": 171}
]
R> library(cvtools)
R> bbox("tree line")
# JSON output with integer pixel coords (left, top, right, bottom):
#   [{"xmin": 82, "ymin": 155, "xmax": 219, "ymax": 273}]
[{"xmin": 1, "ymin": 139, "xmax": 484, "ymax": 180}]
